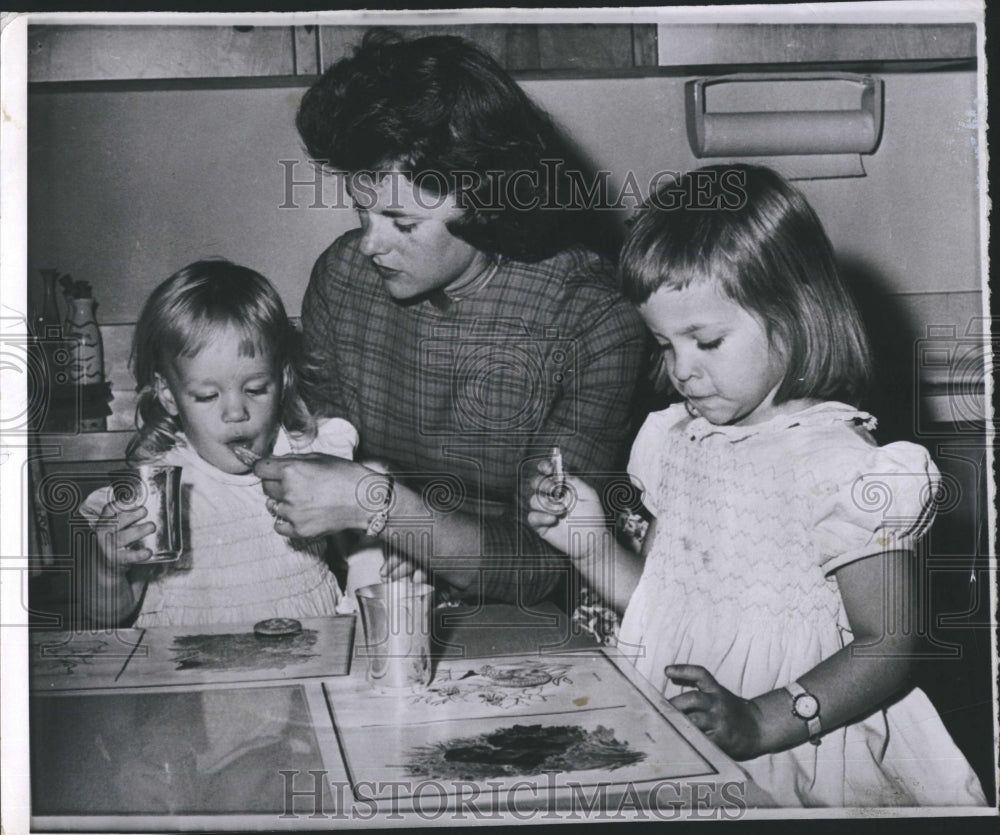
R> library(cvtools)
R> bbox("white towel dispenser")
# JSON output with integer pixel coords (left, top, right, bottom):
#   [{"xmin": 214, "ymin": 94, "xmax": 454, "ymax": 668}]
[{"xmin": 686, "ymin": 73, "xmax": 884, "ymax": 158}]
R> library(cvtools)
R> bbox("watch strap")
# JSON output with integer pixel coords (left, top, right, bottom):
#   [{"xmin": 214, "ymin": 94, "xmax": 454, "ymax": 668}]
[
  {"xmin": 784, "ymin": 679, "xmax": 822, "ymax": 745},
  {"xmin": 364, "ymin": 473, "xmax": 394, "ymax": 537}
]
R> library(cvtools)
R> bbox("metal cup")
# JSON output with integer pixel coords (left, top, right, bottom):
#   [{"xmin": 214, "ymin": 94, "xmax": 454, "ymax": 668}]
[
  {"xmin": 355, "ymin": 581, "xmax": 433, "ymax": 692},
  {"xmin": 111, "ymin": 465, "xmax": 183, "ymax": 563},
  {"xmin": 344, "ymin": 546, "xmax": 385, "ymax": 607}
]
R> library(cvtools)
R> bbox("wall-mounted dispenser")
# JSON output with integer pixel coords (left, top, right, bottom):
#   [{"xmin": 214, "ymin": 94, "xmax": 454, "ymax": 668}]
[{"xmin": 685, "ymin": 73, "xmax": 884, "ymax": 178}]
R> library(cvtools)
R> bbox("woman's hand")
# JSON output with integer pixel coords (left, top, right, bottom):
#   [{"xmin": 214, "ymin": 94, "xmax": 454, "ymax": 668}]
[
  {"xmin": 665, "ymin": 664, "xmax": 764, "ymax": 761},
  {"xmin": 381, "ymin": 554, "xmax": 426, "ymax": 584},
  {"xmin": 254, "ymin": 453, "xmax": 373, "ymax": 538},
  {"xmin": 527, "ymin": 458, "xmax": 608, "ymax": 560},
  {"xmin": 93, "ymin": 502, "xmax": 156, "ymax": 574}
]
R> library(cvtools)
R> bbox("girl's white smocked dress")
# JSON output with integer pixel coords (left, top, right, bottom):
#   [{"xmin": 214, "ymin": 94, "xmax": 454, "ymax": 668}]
[
  {"xmin": 82, "ymin": 418, "xmax": 358, "ymax": 627},
  {"xmin": 618, "ymin": 401, "xmax": 986, "ymax": 807}
]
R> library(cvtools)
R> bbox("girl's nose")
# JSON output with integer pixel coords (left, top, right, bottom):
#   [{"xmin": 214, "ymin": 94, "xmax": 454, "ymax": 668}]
[
  {"xmin": 221, "ymin": 394, "xmax": 250, "ymax": 423},
  {"xmin": 358, "ymin": 214, "xmax": 391, "ymax": 257},
  {"xmin": 670, "ymin": 349, "xmax": 698, "ymax": 382}
]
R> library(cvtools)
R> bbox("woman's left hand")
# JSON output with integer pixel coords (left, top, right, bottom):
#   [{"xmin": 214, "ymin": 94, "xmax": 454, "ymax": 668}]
[
  {"xmin": 665, "ymin": 664, "xmax": 764, "ymax": 761},
  {"xmin": 381, "ymin": 553, "xmax": 426, "ymax": 584}
]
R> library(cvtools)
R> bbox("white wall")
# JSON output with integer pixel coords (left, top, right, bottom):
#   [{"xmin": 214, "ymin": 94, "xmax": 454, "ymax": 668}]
[{"xmin": 28, "ymin": 68, "xmax": 981, "ymax": 326}]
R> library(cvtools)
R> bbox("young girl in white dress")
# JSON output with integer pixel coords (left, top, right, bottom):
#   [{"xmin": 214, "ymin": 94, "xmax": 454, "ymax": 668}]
[
  {"xmin": 81, "ymin": 259, "xmax": 358, "ymax": 627},
  {"xmin": 529, "ymin": 165, "xmax": 986, "ymax": 807}
]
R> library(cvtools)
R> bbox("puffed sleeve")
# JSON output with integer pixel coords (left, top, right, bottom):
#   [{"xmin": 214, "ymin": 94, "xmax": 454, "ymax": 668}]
[
  {"xmin": 809, "ymin": 439, "xmax": 941, "ymax": 576},
  {"xmin": 306, "ymin": 417, "xmax": 359, "ymax": 461},
  {"xmin": 626, "ymin": 404, "xmax": 686, "ymax": 518}
]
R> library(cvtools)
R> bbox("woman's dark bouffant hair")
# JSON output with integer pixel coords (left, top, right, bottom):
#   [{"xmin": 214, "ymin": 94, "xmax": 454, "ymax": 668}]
[
  {"xmin": 620, "ymin": 164, "xmax": 872, "ymax": 407},
  {"xmin": 295, "ymin": 29, "xmax": 579, "ymax": 261},
  {"xmin": 127, "ymin": 259, "xmax": 313, "ymax": 464}
]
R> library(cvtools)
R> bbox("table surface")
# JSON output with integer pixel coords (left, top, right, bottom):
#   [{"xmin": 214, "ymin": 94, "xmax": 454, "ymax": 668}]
[{"xmin": 28, "ymin": 603, "xmax": 775, "ymax": 827}]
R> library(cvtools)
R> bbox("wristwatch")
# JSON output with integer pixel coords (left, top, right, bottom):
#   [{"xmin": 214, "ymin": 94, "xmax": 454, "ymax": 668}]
[
  {"xmin": 364, "ymin": 473, "xmax": 395, "ymax": 537},
  {"xmin": 785, "ymin": 679, "xmax": 822, "ymax": 745}
]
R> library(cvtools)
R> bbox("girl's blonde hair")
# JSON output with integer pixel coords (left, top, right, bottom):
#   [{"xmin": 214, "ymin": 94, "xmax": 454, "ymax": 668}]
[
  {"xmin": 127, "ymin": 259, "xmax": 313, "ymax": 463},
  {"xmin": 620, "ymin": 164, "xmax": 872, "ymax": 406}
]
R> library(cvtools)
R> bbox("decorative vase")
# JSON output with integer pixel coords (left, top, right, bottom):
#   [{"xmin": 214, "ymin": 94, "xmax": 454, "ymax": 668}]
[{"xmin": 64, "ymin": 297, "xmax": 104, "ymax": 385}]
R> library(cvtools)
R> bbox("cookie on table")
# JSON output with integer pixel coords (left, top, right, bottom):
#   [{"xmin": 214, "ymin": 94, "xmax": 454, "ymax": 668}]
[{"xmin": 253, "ymin": 617, "xmax": 302, "ymax": 638}]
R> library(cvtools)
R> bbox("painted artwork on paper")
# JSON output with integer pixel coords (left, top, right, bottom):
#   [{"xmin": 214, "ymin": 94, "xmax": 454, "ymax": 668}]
[
  {"xmin": 326, "ymin": 653, "xmax": 727, "ymax": 806},
  {"xmin": 30, "ymin": 630, "xmax": 147, "ymax": 687},
  {"xmin": 170, "ymin": 629, "xmax": 319, "ymax": 672},
  {"xmin": 405, "ymin": 723, "xmax": 645, "ymax": 780},
  {"xmin": 33, "ymin": 638, "xmax": 116, "ymax": 677},
  {"xmin": 409, "ymin": 660, "xmax": 573, "ymax": 709}
]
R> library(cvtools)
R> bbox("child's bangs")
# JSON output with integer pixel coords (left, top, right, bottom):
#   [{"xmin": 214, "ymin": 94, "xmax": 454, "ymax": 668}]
[
  {"xmin": 657, "ymin": 240, "xmax": 735, "ymax": 297},
  {"xmin": 623, "ymin": 210, "xmax": 738, "ymax": 302},
  {"xmin": 172, "ymin": 314, "xmax": 273, "ymax": 362}
]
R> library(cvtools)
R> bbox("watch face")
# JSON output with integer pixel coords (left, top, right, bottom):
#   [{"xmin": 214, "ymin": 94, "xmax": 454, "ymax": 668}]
[{"xmin": 793, "ymin": 693, "xmax": 820, "ymax": 720}]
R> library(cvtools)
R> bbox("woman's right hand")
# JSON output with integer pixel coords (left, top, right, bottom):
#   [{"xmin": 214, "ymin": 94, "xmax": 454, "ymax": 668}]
[
  {"xmin": 254, "ymin": 454, "xmax": 374, "ymax": 538},
  {"xmin": 93, "ymin": 502, "xmax": 156, "ymax": 575},
  {"xmin": 527, "ymin": 459, "xmax": 607, "ymax": 560}
]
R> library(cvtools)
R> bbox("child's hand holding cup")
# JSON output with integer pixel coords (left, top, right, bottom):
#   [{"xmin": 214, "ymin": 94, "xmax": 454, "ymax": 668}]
[
  {"xmin": 102, "ymin": 465, "xmax": 184, "ymax": 570},
  {"xmin": 91, "ymin": 498, "xmax": 158, "ymax": 575}
]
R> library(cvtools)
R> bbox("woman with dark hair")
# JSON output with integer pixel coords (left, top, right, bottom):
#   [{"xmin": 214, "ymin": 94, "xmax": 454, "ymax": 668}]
[
  {"xmin": 255, "ymin": 30, "xmax": 647, "ymax": 609},
  {"xmin": 295, "ymin": 29, "xmax": 580, "ymax": 261}
]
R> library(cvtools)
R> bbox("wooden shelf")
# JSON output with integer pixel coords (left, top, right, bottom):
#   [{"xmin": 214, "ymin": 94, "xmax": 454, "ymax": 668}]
[
  {"xmin": 30, "ymin": 430, "xmax": 131, "ymax": 462},
  {"xmin": 656, "ymin": 23, "xmax": 977, "ymax": 67},
  {"xmin": 27, "ymin": 23, "xmax": 660, "ymax": 83}
]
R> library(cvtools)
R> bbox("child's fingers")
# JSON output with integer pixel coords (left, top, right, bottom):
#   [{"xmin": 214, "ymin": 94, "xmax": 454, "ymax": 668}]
[
  {"xmin": 527, "ymin": 510, "xmax": 560, "ymax": 529},
  {"xmin": 528, "ymin": 491, "xmax": 563, "ymax": 513},
  {"xmin": 536, "ymin": 458, "xmax": 553, "ymax": 476},
  {"xmin": 100, "ymin": 503, "xmax": 147, "ymax": 526},
  {"xmin": 672, "ymin": 706, "xmax": 715, "ymax": 735},
  {"xmin": 101, "ymin": 535, "xmax": 154, "ymax": 568},
  {"xmin": 119, "ymin": 546, "xmax": 155, "ymax": 566},
  {"xmin": 664, "ymin": 664, "xmax": 721, "ymax": 693},
  {"xmin": 529, "ymin": 472, "xmax": 564, "ymax": 495},
  {"xmin": 532, "ymin": 477, "xmax": 571, "ymax": 511},
  {"xmin": 116, "ymin": 520, "xmax": 157, "ymax": 550},
  {"xmin": 115, "ymin": 506, "xmax": 150, "ymax": 531},
  {"xmin": 530, "ymin": 482, "xmax": 570, "ymax": 519},
  {"xmin": 669, "ymin": 689, "xmax": 715, "ymax": 715},
  {"xmin": 97, "ymin": 505, "xmax": 155, "ymax": 549}
]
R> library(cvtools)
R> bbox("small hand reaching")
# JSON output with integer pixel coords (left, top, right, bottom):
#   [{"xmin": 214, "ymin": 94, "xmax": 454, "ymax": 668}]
[
  {"xmin": 527, "ymin": 458, "xmax": 609, "ymax": 560},
  {"xmin": 665, "ymin": 664, "xmax": 764, "ymax": 761}
]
